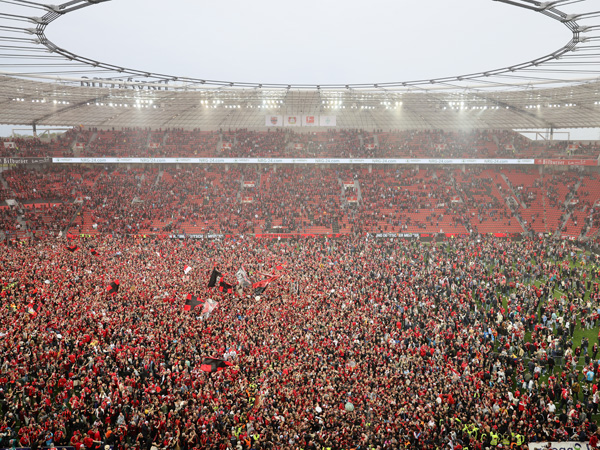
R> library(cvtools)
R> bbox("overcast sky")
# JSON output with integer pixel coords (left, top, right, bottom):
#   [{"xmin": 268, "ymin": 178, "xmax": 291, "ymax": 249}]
[
  {"xmin": 46, "ymin": 0, "xmax": 568, "ymax": 85},
  {"xmin": 2, "ymin": 0, "xmax": 599, "ymax": 138}
]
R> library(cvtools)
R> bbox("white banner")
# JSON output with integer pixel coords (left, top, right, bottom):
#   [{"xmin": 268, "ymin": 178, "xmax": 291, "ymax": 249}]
[
  {"xmin": 319, "ymin": 116, "xmax": 336, "ymax": 127},
  {"xmin": 302, "ymin": 115, "xmax": 318, "ymax": 127},
  {"xmin": 3, "ymin": 141, "xmax": 15, "ymax": 149},
  {"xmin": 284, "ymin": 115, "xmax": 300, "ymax": 127},
  {"xmin": 53, "ymin": 157, "xmax": 536, "ymax": 165},
  {"xmin": 529, "ymin": 442, "xmax": 589, "ymax": 450},
  {"xmin": 201, "ymin": 298, "xmax": 218, "ymax": 318},
  {"xmin": 265, "ymin": 115, "xmax": 283, "ymax": 127}
]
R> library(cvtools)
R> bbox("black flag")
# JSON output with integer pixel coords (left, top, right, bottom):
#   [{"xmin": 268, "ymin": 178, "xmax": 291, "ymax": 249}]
[
  {"xmin": 107, "ymin": 280, "xmax": 120, "ymax": 295},
  {"xmin": 184, "ymin": 294, "xmax": 203, "ymax": 311},
  {"xmin": 200, "ymin": 357, "xmax": 233, "ymax": 373},
  {"xmin": 208, "ymin": 268, "xmax": 221, "ymax": 288}
]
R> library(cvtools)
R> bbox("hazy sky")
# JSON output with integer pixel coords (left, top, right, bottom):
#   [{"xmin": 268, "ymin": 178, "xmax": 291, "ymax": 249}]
[{"xmin": 45, "ymin": 0, "xmax": 568, "ymax": 86}]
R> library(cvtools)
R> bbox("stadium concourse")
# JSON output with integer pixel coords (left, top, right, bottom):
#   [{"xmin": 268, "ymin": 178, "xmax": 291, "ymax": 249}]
[{"xmin": 4, "ymin": 128, "xmax": 600, "ymax": 450}]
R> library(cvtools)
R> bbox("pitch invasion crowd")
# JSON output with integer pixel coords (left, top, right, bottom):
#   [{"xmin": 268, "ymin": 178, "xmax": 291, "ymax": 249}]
[{"xmin": 2, "ymin": 236, "xmax": 600, "ymax": 450}]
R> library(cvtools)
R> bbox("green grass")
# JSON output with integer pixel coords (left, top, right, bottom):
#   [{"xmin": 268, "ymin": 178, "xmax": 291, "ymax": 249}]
[
  {"xmin": 493, "ymin": 255, "xmax": 599, "ymax": 377},
  {"xmin": 471, "ymin": 249, "xmax": 600, "ymax": 419}
]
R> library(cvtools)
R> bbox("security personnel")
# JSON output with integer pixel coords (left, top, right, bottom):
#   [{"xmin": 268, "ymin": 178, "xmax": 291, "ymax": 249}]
[
  {"xmin": 480, "ymin": 431, "xmax": 488, "ymax": 446},
  {"xmin": 490, "ymin": 430, "xmax": 499, "ymax": 446},
  {"xmin": 463, "ymin": 423, "xmax": 471, "ymax": 436},
  {"xmin": 469, "ymin": 425, "xmax": 479, "ymax": 441},
  {"xmin": 234, "ymin": 425, "xmax": 243, "ymax": 439},
  {"xmin": 515, "ymin": 434, "xmax": 524, "ymax": 446}
]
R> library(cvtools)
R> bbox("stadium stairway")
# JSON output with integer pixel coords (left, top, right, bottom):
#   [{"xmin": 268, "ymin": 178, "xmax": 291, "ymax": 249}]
[
  {"xmin": 501, "ymin": 173, "xmax": 527, "ymax": 209},
  {"xmin": 0, "ymin": 171, "xmax": 10, "ymax": 191},
  {"xmin": 154, "ymin": 169, "xmax": 164, "ymax": 187},
  {"xmin": 71, "ymin": 129, "xmax": 87, "ymax": 156},
  {"xmin": 355, "ymin": 180, "xmax": 363, "ymax": 203},
  {"xmin": 557, "ymin": 176, "xmax": 584, "ymax": 237},
  {"xmin": 87, "ymin": 130, "xmax": 98, "ymax": 148},
  {"xmin": 492, "ymin": 134, "xmax": 502, "ymax": 153},
  {"xmin": 332, "ymin": 218, "xmax": 340, "ymax": 234},
  {"xmin": 337, "ymin": 175, "xmax": 347, "ymax": 208},
  {"xmin": 217, "ymin": 134, "xmax": 223, "ymax": 154},
  {"xmin": 449, "ymin": 173, "xmax": 475, "ymax": 233},
  {"xmin": 64, "ymin": 202, "xmax": 83, "ymax": 234},
  {"xmin": 541, "ymin": 192, "xmax": 548, "ymax": 234},
  {"xmin": 144, "ymin": 132, "xmax": 153, "ymax": 149},
  {"xmin": 15, "ymin": 209, "xmax": 30, "ymax": 239}
]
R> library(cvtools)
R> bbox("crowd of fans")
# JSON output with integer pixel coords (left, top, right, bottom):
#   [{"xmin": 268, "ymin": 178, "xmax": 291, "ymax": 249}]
[
  {"xmin": 2, "ymin": 128, "xmax": 599, "ymax": 160},
  {"xmin": 1, "ymin": 165, "xmax": 600, "ymax": 240},
  {"xmin": 2, "ymin": 168, "xmax": 84, "ymax": 201},
  {"xmin": 0, "ymin": 130, "xmax": 76, "ymax": 158},
  {"xmin": 22, "ymin": 203, "xmax": 80, "ymax": 235},
  {"xmin": 0, "ymin": 235, "xmax": 600, "ymax": 450}
]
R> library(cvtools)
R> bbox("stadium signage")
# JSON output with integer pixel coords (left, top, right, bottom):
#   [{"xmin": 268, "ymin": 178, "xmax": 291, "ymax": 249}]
[
  {"xmin": 254, "ymin": 233, "xmax": 342, "ymax": 239},
  {"xmin": 169, "ymin": 234, "xmax": 224, "ymax": 239},
  {"xmin": 528, "ymin": 442, "xmax": 590, "ymax": 450},
  {"xmin": 53, "ymin": 157, "xmax": 537, "ymax": 165},
  {"xmin": 80, "ymin": 76, "xmax": 170, "ymax": 91},
  {"xmin": 375, "ymin": 233, "xmax": 420, "ymax": 238},
  {"xmin": 52, "ymin": 157, "xmax": 597, "ymax": 166},
  {"xmin": 2, "ymin": 157, "xmax": 51, "ymax": 165},
  {"xmin": 534, "ymin": 158, "xmax": 598, "ymax": 166}
]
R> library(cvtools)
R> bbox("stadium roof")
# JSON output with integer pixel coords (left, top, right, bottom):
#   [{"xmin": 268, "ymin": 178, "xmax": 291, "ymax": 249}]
[
  {"xmin": 2, "ymin": 75, "xmax": 600, "ymax": 130},
  {"xmin": 1, "ymin": 0, "xmax": 600, "ymax": 130}
]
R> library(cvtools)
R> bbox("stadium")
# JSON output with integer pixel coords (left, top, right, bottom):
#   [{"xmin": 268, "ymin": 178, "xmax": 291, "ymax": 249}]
[{"xmin": 3, "ymin": 0, "xmax": 600, "ymax": 449}]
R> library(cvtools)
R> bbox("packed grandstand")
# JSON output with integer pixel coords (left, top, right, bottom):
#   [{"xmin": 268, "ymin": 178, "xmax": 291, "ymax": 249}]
[{"xmin": 1, "ymin": 128, "xmax": 600, "ymax": 242}]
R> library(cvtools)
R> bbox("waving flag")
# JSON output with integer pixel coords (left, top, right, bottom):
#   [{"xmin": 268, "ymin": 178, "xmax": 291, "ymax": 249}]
[
  {"xmin": 236, "ymin": 268, "xmax": 251, "ymax": 288},
  {"xmin": 201, "ymin": 298, "xmax": 218, "ymax": 318},
  {"xmin": 107, "ymin": 280, "xmax": 120, "ymax": 296},
  {"xmin": 200, "ymin": 357, "xmax": 233, "ymax": 373},
  {"xmin": 27, "ymin": 302, "xmax": 41, "ymax": 316},
  {"xmin": 219, "ymin": 278, "xmax": 233, "ymax": 294},
  {"xmin": 184, "ymin": 294, "xmax": 203, "ymax": 311},
  {"xmin": 252, "ymin": 275, "xmax": 281, "ymax": 296},
  {"xmin": 184, "ymin": 265, "xmax": 193, "ymax": 275},
  {"xmin": 208, "ymin": 268, "xmax": 221, "ymax": 287}
]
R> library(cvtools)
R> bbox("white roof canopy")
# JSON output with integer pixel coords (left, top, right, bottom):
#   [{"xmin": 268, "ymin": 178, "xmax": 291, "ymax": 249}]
[{"xmin": 0, "ymin": 0, "xmax": 600, "ymax": 130}]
